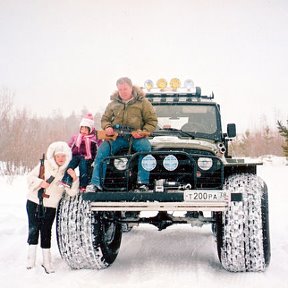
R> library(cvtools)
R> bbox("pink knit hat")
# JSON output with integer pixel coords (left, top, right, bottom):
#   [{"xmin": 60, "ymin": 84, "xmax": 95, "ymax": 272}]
[{"xmin": 80, "ymin": 113, "xmax": 94, "ymax": 132}]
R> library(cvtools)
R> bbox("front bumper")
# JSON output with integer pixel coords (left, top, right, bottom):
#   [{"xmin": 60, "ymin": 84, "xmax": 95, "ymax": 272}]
[{"xmin": 82, "ymin": 190, "xmax": 241, "ymax": 212}]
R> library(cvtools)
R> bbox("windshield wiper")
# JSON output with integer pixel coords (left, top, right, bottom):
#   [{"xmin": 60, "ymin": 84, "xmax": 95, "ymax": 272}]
[{"xmin": 157, "ymin": 127, "xmax": 195, "ymax": 139}]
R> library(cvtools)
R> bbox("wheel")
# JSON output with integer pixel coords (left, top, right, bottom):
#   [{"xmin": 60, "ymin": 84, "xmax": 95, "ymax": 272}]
[
  {"xmin": 56, "ymin": 194, "xmax": 122, "ymax": 269},
  {"xmin": 216, "ymin": 174, "xmax": 271, "ymax": 272}
]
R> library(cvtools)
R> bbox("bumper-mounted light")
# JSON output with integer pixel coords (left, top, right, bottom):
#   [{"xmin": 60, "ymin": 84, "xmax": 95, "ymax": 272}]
[
  {"xmin": 141, "ymin": 154, "xmax": 157, "ymax": 171},
  {"xmin": 163, "ymin": 154, "xmax": 178, "ymax": 171},
  {"xmin": 114, "ymin": 158, "xmax": 128, "ymax": 170},
  {"xmin": 197, "ymin": 157, "xmax": 213, "ymax": 171}
]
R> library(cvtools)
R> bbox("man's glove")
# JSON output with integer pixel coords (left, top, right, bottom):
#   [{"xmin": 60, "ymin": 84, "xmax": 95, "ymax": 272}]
[{"xmin": 131, "ymin": 130, "xmax": 150, "ymax": 139}]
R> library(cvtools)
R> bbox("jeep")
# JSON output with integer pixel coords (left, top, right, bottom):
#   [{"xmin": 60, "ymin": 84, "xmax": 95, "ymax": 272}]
[{"xmin": 56, "ymin": 78, "xmax": 270, "ymax": 272}]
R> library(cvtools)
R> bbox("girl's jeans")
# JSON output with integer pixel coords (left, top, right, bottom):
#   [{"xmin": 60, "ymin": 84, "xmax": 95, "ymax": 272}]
[{"xmin": 62, "ymin": 156, "xmax": 92, "ymax": 188}]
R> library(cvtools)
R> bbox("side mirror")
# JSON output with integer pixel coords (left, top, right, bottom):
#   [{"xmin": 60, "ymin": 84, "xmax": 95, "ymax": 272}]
[{"xmin": 227, "ymin": 123, "xmax": 236, "ymax": 138}]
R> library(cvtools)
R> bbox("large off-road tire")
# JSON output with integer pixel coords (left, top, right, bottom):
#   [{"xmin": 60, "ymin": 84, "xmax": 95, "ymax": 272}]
[
  {"xmin": 216, "ymin": 173, "xmax": 271, "ymax": 272},
  {"xmin": 56, "ymin": 194, "xmax": 122, "ymax": 269}
]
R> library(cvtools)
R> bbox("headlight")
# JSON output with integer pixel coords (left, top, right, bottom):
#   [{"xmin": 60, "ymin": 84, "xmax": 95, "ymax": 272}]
[
  {"xmin": 163, "ymin": 154, "xmax": 178, "ymax": 171},
  {"xmin": 197, "ymin": 157, "xmax": 213, "ymax": 171},
  {"xmin": 114, "ymin": 157, "xmax": 128, "ymax": 170},
  {"xmin": 141, "ymin": 155, "xmax": 157, "ymax": 171}
]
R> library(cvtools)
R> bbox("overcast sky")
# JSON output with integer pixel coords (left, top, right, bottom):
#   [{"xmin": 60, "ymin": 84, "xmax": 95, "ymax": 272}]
[{"xmin": 0, "ymin": 0, "xmax": 287, "ymax": 133}]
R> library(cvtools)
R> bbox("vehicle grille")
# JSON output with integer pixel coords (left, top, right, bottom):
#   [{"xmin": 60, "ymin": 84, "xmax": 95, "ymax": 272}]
[{"xmin": 103, "ymin": 150, "xmax": 223, "ymax": 191}]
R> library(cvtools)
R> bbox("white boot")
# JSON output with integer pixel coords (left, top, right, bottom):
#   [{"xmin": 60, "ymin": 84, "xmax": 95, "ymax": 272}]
[
  {"xmin": 26, "ymin": 244, "xmax": 37, "ymax": 269},
  {"xmin": 41, "ymin": 248, "xmax": 55, "ymax": 274}
]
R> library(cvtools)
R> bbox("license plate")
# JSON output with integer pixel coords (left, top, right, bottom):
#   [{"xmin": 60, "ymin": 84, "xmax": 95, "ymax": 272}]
[{"xmin": 183, "ymin": 190, "xmax": 228, "ymax": 202}]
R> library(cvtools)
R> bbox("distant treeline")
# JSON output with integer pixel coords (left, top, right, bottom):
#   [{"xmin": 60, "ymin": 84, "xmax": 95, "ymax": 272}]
[
  {"xmin": 228, "ymin": 127, "xmax": 285, "ymax": 158},
  {"xmin": 0, "ymin": 89, "xmax": 286, "ymax": 175},
  {"xmin": 0, "ymin": 90, "xmax": 101, "ymax": 175}
]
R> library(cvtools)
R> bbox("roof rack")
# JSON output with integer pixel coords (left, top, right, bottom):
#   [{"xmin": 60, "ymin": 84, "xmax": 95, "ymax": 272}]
[{"xmin": 145, "ymin": 88, "xmax": 214, "ymax": 103}]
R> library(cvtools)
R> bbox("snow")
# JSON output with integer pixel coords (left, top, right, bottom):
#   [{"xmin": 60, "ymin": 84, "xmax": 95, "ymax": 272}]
[{"xmin": 0, "ymin": 160, "xmax": 288, "ymax": 288}]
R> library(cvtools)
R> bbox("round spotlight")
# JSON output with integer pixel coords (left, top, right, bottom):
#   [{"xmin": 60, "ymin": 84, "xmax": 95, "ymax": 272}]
[
  {"xmin": 141, "ymin": 155, "xmax": 157, "ymax": 171},
  {"xmin": 197, "ymin": 157, "xmax": 213, "ymax": 171},
  {"xmin": 163, "ymin": 154, "xmax": 178, "ymax": 171},
  {"xmin": 156, "ymin": 78, "xmax": 167, "ymax": 90},
  {"xmin": 144, "ymin": 79, "xmax": 154, "ymax": 91},
  {"xmin": 170, "ymin": 78, "xmax": 181, "ymax": 90},
  {"xmin": 114, "ymin": 157, "xmax": 128, "ymax": 170},
  {"xmin": 184, "ymin": 79, "xmax": 195, "ymax": 91}
]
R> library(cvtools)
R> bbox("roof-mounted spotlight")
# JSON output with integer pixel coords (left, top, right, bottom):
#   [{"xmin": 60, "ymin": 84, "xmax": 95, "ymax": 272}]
[
  {"xmin": 184, "ymin": 79, "xmax": 195, "ymax": 91},
  {"xmin": 156, "ymin": 78, "xmax": 168, "ymax": 90},
  {"xmin": 170, "ymin": 78, "xmax": 181, "ymax": 90},
  {"xmin": 144, "ymin": 79, "xmax": 154, "ymax": 91}
]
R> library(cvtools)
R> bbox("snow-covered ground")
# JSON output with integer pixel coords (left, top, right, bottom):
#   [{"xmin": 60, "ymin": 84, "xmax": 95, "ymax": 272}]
[{"xmin": 0, "ymin": 160, "xmax": 287, "ymax": 288}]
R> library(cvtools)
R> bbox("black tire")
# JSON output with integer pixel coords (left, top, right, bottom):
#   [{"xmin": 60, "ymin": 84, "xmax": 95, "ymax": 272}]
[
  {"xmin": 216, "ymin": 174, "xmax": 271, "ymax": 272},
  {"xmin": 56, "ymin": 194, "xmax": 122, "ymax": 269}
]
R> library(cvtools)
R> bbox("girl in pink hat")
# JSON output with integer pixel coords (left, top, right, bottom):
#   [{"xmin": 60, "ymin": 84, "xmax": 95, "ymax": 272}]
[{"xmin": 60, "ymin": 113, "xmax": 102, "ymax": 192}]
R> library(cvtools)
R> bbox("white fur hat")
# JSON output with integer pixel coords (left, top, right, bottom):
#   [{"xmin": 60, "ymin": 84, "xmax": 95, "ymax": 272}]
[
  {"xmin": 46, "ymin": 141, "xmax": 72, "ymax": 170},
  {"xmin": 80, "ymin": 113, "xmax": 94, "ymax": 132}
]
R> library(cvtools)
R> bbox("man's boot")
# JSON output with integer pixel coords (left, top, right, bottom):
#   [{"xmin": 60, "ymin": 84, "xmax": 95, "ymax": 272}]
[
  {"xmin": 26, "ymin": 244, "xmax": 37, "ymax": 269},
  {"xmin": 41, "ymin": 248, "xmax": 55, "ymax": 274}
]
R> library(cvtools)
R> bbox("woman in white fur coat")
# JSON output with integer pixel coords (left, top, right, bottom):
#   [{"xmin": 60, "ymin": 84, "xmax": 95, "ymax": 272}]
[{"xmin": 26, "ymin": 141, "xmax": 79, "ymax": 273}]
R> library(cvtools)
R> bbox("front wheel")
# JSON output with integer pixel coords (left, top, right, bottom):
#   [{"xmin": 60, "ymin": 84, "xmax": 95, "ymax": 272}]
[
  {"xmin": 216, "ymin": 174, "xmax": 271, "ymax": 272},
  {"xmin": 56, "ymin": 194, "xmax": 122, "ymax": 269}
]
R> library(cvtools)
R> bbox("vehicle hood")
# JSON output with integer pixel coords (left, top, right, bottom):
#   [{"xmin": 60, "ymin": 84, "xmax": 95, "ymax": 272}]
[{"xmin": 150, "ymin": 136, "xmax": 219, "ymax": 155}]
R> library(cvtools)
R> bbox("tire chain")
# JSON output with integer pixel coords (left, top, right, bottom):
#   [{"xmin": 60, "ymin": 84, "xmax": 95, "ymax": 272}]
[
  {"xmin": 57, "ymin": 194, "xmax": 108, "ymax": 269},
  {"xmin": 221, "ymin": 174, "xmax": 266, "ymax": 272}
]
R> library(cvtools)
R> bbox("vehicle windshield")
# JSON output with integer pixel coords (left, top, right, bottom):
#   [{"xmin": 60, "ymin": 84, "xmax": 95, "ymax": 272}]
[{"xmin": 153, "ymin": 104, "xmax": 221, "ymax": 139}]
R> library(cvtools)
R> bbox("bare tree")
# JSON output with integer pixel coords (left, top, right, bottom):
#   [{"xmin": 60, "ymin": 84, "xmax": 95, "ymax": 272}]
[
  {"xmin": 0, "ymin": 88, "xmax": 14, "ymax": 166},
  {"xmin": 230, "ymin": 125, "xmax": 284, "ymax": 158}
]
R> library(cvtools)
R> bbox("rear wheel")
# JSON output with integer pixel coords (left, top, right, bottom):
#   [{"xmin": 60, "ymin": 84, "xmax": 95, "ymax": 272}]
[
  {"xmin": 216, "ymin": 174, "xmax": 271, "ymax": 272},
  {"xmin": 56, "ymin": 194, "xmax": 122, "ymax": 269}
]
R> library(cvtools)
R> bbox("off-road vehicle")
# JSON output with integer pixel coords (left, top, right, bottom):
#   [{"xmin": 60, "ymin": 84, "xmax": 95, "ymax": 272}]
[{"xmin": 56, "ymin": 78, "xmax": 270, "ymax": 272}]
